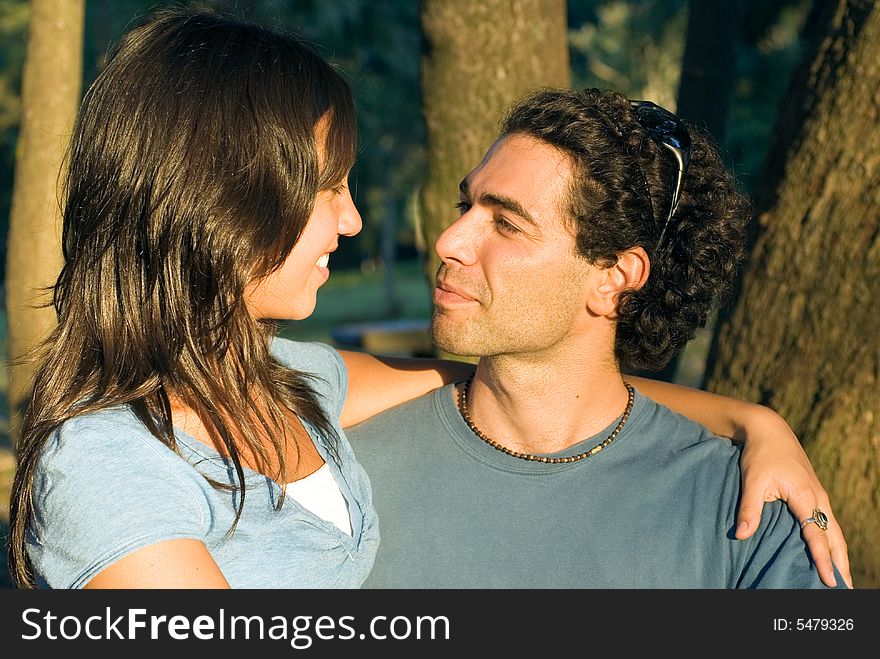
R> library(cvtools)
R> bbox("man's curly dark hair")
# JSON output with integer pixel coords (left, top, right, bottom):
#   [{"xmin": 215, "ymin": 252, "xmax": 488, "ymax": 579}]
[{"xmin": 501, "ymin": 87, "xmax": 751, "ymax": 371}]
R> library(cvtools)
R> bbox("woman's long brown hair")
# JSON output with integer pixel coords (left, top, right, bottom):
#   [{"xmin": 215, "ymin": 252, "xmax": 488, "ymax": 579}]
[{"xmin": 8, "ymin": 8, "xmax": 357, "ymax": 588}]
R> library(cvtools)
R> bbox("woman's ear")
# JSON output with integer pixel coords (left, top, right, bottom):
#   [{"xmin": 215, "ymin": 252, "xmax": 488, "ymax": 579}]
[{"xmin": 586, "ymin": 247, "xmax": 651, "ymax": 317}]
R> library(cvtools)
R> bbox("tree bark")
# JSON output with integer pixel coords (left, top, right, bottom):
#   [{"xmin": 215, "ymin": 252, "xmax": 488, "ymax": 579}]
[
  {"xmin": 704, "ymin": 0, "xmax": 880, "ymax": 588},
  {"xmin": 5, "ymin": 0, "xmax": 84, "ymax": 445},
  {"xmin": 419, "ymin": 0, "xmax": 570, "ymax": 288}
]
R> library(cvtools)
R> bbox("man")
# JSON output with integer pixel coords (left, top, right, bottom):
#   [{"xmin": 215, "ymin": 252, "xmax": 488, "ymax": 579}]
[{"xmin": 349, "ymin": 88, "xmax": 843, "ymax": 588}]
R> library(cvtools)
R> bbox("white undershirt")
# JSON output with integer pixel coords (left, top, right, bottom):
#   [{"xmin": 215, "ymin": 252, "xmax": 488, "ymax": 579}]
[{"xmin": 283, "ymin": 463, "xmax": 353, "ymax": 536}]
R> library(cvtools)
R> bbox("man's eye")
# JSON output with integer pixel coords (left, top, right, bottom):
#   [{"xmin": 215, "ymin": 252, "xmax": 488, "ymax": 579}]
[
  {"xmin": 494, "ymin": 217, "xmax": 521, "ymax": 235},
  {"xmin": 454, "ymin": 201, "xmax": 471, "ymax": 214}
]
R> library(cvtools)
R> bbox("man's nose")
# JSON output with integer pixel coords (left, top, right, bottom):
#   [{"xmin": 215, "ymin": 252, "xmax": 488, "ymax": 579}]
[{"xmin": 434, "ymin": 213, "xmax": 479, "ymax": 266}]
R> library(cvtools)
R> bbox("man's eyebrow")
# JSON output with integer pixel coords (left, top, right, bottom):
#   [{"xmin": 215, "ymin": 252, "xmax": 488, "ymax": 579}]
[{"xmin": 458, "ymin": 177, "xmax": 538, "ymax": 228}]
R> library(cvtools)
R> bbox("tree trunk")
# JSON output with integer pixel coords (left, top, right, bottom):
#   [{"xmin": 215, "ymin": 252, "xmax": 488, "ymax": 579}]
[
  {"xmin": 5, "ymin": 0, "xmax": 84, "ymax": 445},
  {"xmin": 419, "ymin": 0, "xmax": 570, "ymax": 289},
  {"xmin": 704, "ymin": 0, "xmax": 880, "ymax": 588}
]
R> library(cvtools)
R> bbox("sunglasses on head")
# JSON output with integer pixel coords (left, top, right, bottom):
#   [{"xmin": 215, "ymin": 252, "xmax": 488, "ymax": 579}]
[{"xmin": 629, "ymin": 100, "xmax": 692, "ymax": 248}]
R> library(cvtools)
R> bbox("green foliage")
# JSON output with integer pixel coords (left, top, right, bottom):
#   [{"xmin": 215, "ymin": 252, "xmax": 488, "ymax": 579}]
[
  {"xmin": 568, "ymin": 0, "xmax": 687, "ymax": 108},
  {"xmin": 567, "ymin": 0, "xmax": 811, "ymax": 194},
  {"xmin": 0, "ymin": 0, "xmax": 28, "ymax": 138},
  {"xmin": 0, "ymin": 0, "xmax": 29, "ymax": 277}
]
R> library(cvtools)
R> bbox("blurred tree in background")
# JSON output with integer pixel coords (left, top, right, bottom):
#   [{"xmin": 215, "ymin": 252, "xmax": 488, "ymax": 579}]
[
  {"xmin": 419, "ymin": 0, "xmax": 569, "ymax": 291},
  {"xmin": 5, "ymin": 0, "xmax": 83, "ymax": 445},
  {"xmin": 568, "ymin": 0, "xmax": 686, "ymax": 109}
]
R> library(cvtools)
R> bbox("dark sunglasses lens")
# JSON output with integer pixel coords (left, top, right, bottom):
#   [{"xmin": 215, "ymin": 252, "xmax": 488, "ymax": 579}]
[
  {"xmin": 629, "ymin": 99, "xmax": 693, "ymax": 248},
  {"xmin": 631, "ymin": 101, "xmax": 691, "ymax": 153}
]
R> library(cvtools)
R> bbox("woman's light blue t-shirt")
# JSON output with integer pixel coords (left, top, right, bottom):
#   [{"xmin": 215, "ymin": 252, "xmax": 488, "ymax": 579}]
[{"xmin": 27, "ymin": 338, "xmax": 379, "ymax": 589}]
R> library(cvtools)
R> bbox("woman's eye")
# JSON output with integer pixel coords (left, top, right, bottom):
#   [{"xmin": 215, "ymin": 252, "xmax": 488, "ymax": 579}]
[
  {"xmin": 454, "ymin": 201, "xmax": 471, "ymax": 214},
  {"xmin": 328, "ymin": 180, "xmax": 348, "ymax": 196}
]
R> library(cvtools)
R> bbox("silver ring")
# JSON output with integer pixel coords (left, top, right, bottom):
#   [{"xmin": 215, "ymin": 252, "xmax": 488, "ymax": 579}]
[{"xmin": 800, "ymin": 508, "xmax": 829, "ymax": 531}]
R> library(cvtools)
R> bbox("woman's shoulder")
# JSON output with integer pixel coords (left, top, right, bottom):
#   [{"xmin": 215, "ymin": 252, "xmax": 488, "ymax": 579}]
[
  {"xmin": 30, "ymin": 407, "xmax": 212, "ymax": 589},
  {"xmin": 269, "ymin": 337, "xmax": 347, "ymax": 416},
  {"xmin": 269, "ymin": 336, "xmax": 342, "ymax": 372},
  {"xmin": 33, "ymin": 405, "xmax": 211, "ymax": 530},
  {"xmin": 39, "ymin": 406, "xmax": 202, "ymax": 487}
]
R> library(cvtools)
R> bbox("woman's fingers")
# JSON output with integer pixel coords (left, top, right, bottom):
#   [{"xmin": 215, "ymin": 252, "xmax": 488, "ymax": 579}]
[
  {"xmin": 824, "ymin": 508, "xmax": 853, "ymax": 588},
  {"xmin": 738, "ymin": 469, "xmax": 852, "ymax": 588},
  {"xmin": 734, "ymin": 487, "xmax": 765, "ymax": 540},
  {"xmin": 788, "ymin": 493, "xmax": 851, "ymax": 588}
]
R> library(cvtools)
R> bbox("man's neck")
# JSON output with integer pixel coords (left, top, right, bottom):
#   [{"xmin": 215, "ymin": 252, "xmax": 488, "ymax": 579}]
[{"xmin": 463, "ymin": 349, "xmax": 630, "ymax": 456}]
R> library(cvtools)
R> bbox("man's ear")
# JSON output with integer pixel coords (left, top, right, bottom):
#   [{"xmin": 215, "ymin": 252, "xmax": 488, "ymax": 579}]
[{"xmin": 586, "ymin": 247, "xmax": 651, "ymax": 317}]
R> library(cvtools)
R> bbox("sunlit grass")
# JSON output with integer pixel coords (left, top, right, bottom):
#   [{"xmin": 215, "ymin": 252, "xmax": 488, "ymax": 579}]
[{"xmin": 278, "ymin": 259, "xmax": 432, "ymax": 344}]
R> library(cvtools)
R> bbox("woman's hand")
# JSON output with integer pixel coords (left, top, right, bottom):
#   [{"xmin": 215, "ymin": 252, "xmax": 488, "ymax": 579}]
[{"xmin": 736, "ymin": 407, "xmax": 852, "ymax": 588}]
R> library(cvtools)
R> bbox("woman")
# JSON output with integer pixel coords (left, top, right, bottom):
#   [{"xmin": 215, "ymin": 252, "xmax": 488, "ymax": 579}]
[{"xmin": 7, "ymin": 8, "xmax": 849, "ymax": 589}]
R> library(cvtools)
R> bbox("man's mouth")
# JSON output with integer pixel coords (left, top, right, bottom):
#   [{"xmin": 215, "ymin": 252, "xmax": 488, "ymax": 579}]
[{"xmin": 434, "ymin": 278, "xmax": 479, "ymax": 305}]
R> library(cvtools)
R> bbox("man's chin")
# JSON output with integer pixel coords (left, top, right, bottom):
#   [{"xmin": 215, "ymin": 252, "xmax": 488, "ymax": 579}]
[{"xmin": 430, "ymin": 321, "xmax": 485, "ymax": 358}]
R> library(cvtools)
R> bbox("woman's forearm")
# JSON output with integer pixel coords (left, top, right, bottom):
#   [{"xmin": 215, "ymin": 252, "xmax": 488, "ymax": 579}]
[
  {"xmin": 625, "ymin": 375, "xmax": 762, "ymax": 441},
  {"xmin": 340, "ymin": 351, "xmax": 474, "ymax": 428}
]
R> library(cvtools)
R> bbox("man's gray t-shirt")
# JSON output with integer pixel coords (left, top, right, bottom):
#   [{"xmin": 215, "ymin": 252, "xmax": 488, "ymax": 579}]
[
  {"xmin": 28, "ymin": 339, "xmax": 379, "ymax": 589},
  {"xmin": 349, "ymin": 384, "xmax": 836, "ymax": 588}
]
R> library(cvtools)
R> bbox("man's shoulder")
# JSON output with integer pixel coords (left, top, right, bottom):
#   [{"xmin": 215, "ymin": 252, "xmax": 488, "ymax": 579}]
[
  {"xmin": 632, "ymin": 390, "xmax": 740, "ymax": 460},
  {"xmin": 625, "ymin": 392, "xmax": 745, "ymax": 507}
]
